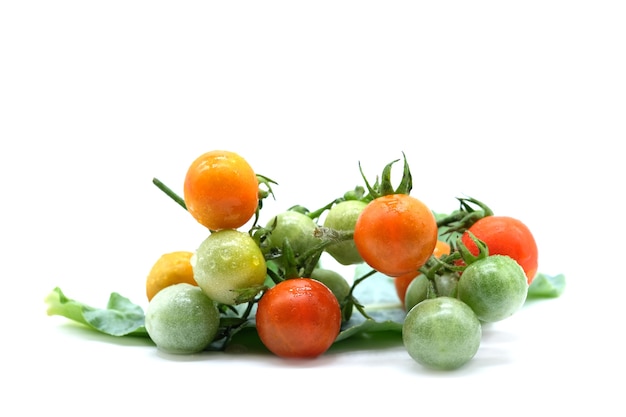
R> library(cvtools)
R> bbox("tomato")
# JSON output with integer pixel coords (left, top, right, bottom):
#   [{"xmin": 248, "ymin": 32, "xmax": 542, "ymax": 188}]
[
  {"xmin": 354, "ymin": 194, "xmax": 438, "ymax": 277},
  {"xmin": 192, "ymin": 229, "xmax": 267, "ymax": 305},
  {"xmin": 461, "ymin": 215, "xmax": 538, "ymax": 284},
  {"xmin": 145, "ymin": 283, "xmax": 220, "ymax": 354},
  {"xmin": 310, "ymin": 268, "xmax": 351, "ymax": 304},
  {"xmin": 457, "ymin": 254, "xmax": 528, "ymax": 323},
  {"xmin": 402, "ymin": 296, "xmax": 481, "ymax": 370},
  {"xmin": 403, "ymin": 270, "xmax": 459, "ymax": 312},
  {"xmin": 403, "ymin": 274, "xmax": 430, "ymax": 312},
  {"xmin": 145, "ymin": 251, "xmax": 197, "ymax": 301},
  {"xmin": 263, "ymin": 211, "xmax": 320, "ymax": 266},
  {"xmin": 323, "ymin": 200, "xmax": 368, "ymax": 265},
  {"xmin": 394, "ymin": 240, "xmax": 450, "ymax": 305},
  {"xmin": 183, "ymin": 150, "xmax": 259, "ymax": 231},
  {"xmin": 255, "ymin": 278, "xmax": 342, "ymax": 358}
]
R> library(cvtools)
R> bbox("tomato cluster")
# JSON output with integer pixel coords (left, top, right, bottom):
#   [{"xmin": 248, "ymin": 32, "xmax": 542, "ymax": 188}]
[{"xmin": 145, "ymin": 150, "xmax": 541, "ymax": 369}]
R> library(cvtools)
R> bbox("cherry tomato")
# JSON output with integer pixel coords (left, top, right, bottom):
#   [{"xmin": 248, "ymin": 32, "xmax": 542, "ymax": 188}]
[
  {"xmin": 353, "ymin": 194, "xmax": 438, "ymax": 277},
  {"xmin": 323, "ymin": 200, "xmax": 368, "ymax": 265},
  {"xmin": 192, "ymin": 229, "xmax": 267, "ymax": 305},
  {"xmin": 310, "ymin": 268, "xmax": 351, "ymax": 304},
  {"xmin": 263, "ymin": 210, "xmax": 320, "ymax": 266},
  {"xmin": 145, "ymin": 283, "xmax": 220, "ymax": 354},
  {"xmin": 461, "ymin": 215, "xmax": 538, "ymax": 283},
  {"xmin": 402, "ymin": 296, "xmax": 481, "ymax": 370},
  {"xmin": 255, "ymin": 278, "xmax": 342, "ymax": 358},
  {"xmin": 404, "ymin": 270, "xmax": 459, "ymax": 312},
  {"xmin": 183, "ymin": 150, "xmax": 259, "ymax": 231},
  {"xmin": 457, "ymin": 254, "xmax": 528, "ymax": 322},
  {"xmin": 394, "ymin": 240, "xmax": 450, "ymax": 306}
]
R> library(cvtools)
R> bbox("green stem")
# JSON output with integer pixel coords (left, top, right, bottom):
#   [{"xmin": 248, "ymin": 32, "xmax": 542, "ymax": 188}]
[
  {"xmin": 152, "ymin": 177, "xmax": 187, "ymax": 210},
  {"xmin": 346, "ymin": 268, "xmax": 378, "ymax": 320},
  {"xmin": 306, "ymin": 199, "xmax": 342, "ymax": 220}
]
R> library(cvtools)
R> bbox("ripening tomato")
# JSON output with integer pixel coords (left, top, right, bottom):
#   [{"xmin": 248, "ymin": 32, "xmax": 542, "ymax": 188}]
[
  {"xmin": 461, "ymin": 215, "xmax": 538, "ymax": 284},
  {"xmin": 354, "ymin": 194, "xmax": 438, "ymax": 277},
  {"xmin": 255, "ymin": 278, "xmax": 342, "ymax": 359},
  {"xmin": 183, "ymin": 150, "xmax": 259, "ymax": 231},
  {"xmin": 192, "ymin": 229, "xmax": 267, "ymax": 305},
  {"xmin": 394, "ymin": 240, "xmax": 450, "ymax": 306}
]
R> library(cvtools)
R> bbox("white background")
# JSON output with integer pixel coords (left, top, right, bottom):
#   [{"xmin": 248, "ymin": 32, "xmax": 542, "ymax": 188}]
[{"xmin": 1, "ymin": 1, "xmax": 625, "ymax": 416}]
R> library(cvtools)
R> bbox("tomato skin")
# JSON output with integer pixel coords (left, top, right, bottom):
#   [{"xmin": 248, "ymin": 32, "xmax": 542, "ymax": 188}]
[
  {"xmin": 263, "ymin": 211, "xmax": 320, "ymax": 265},
  {"xmin": 255, "ymin": 278, "xmax": 342, "ymax": 358},
  {"xmin": 354, "ymin": 194, "xmax": 438, "ymax": 277},
  {"xmin": 183, "ymin": 150, "xmax": 259, "ymax": 231},
  {"xmin": 457, "ymin": 254, "xmax": 528, "ymax": 322},
  {"xmin": 461, "ymin": 216, "xmax": 538, "ymax": 283},
  {"xmin": 323, "ymin": 200, "xmax": 368, "ymax": 265},
  {"xmin": 402, "ymin": 296, "xmax": 481, "ymax": 370},
  {"xmin": 192, "ymin": 229, "xmax": 267, "ymax": 305},
  {"xmin": 394, "ymin": 240, "xmax": 450, "ymax": 305}
]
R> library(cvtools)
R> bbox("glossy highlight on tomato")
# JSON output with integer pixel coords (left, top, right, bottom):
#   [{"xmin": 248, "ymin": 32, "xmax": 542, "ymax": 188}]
[
  {"xmin": 461, "ymin": 215, "xmax": 538, "ymax": 283},
  {"xmin": 183, "ymin": 150, "xmax": 259, "ymax": 231},
  {"xmin": 255, "ymin": 278, "xmax": 342, "ymax": 358},
  {"xmin": 354, "ymin": 194, "xmax": 438, "ymax": 277}
]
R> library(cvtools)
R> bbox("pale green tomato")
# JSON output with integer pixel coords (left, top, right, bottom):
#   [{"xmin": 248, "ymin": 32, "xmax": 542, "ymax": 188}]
[
  {"xmin": 264, "ymin": 211, "xmax": 320, "ymax": 265},
  {"xmin": 434, "ymin": 271, "xmax": 459, "ymax": 298},
  {"xmin": 145, "ymin": 283, "xmax": 220, "ymax": 354},
  {"xmin": 457, "ymin": 254, "xmax": 528, "ymax": 322},
  {"xmin": 404, "ymin": 274, "xmax": 430, "ymax": 312},
  {"xmin": 192, "ymin": 229, "xmax": 267, "ymax": 305},
  {"xmin": 403, "ymin": 296, "xmax": 481, "ymax": 370},
  {"xmin": 323, "ymin": 200, "xmax": 367, "ymax": 265},
  {"xmin": 310, "ymin": 268, "xmax": 351, "ymax": 303}
]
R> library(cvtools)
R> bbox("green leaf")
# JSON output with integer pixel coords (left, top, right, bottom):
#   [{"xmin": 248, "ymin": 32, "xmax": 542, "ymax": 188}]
[
  {"xmin": 45, "ymin": 287, "xmax": 149, "ymax": 337},
  {"xmin": 527, "ymin": 273, "xmax": 566, "ymax": 299}
]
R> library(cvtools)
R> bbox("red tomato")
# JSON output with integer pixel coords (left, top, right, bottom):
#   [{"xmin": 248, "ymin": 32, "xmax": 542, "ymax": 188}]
[
  {"xmin": 353, "ymin": 194, "xmax": 438, "ymax": 277},
  {"xmin": 394, "ymin": 240, "xmax": 451, "ymax": 306},
  {"xmin": 461, "ymin": 215, "xmax": 538, "ymax": 284},
  {"xmin": 183, "ymin": 150, "xmax": 258, "ymax": 231},
  {"xmin": 255, "ymin": 278, "xmax": 342, "ymax": 359}
]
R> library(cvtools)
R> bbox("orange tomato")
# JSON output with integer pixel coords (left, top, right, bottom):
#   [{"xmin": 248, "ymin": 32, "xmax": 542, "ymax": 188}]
[
  {"xmin": 354, "ymin": 194, "xmax": 438, "ymax": 277},
  {"xmin": 183, "ymin": 150, "xmax": 259, "ymax": 231}
]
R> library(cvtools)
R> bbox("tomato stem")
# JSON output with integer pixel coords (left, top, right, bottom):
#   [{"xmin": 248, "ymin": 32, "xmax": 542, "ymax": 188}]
[
  {"xmin": 436, "ymin": 197, "xmax": 493, "ymax": 247},
  {"xmin": 345, "ymin": 269, "xmax": 378, "ymax": 321},
  {"xmin": 152, "ymin": 177, "xmax": 187, "ymax": 210}
]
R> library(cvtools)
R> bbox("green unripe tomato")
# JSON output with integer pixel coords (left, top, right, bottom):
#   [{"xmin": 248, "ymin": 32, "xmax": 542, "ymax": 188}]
[
  {"xmin": 457, "ymin": 254, "xmax": 528, "ymax": 323},
  {"xmin": 264, "ymin": 211, "xmax": 320, "ymax": 264},
  {"xmin": 404, "ymin": 274, "xmax": 430, "ymax": 312},
  {"xmin": 323, "ymin": 200, "xmax": 367, "ymax": 265},
  {"xmin": 192, "ymin": 229, "xmax": 267, "ymax": 305},
  {"xmin": 310, "ymin": 268, "xmax": 351, "ymax": 303},
  {"xmin": 145, "ymin": 283, "xmax": 220, "ymax": 354},
  {"xmin": 434, "ymin": 271, "xmax": 459, "ymax": 298},
  {"xmin": 403, "ymin": 296, "xmax": 482, "ymax": 370}
]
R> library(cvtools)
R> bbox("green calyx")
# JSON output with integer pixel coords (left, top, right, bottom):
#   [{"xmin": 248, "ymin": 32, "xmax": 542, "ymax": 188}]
[{"xmin": 358, "ymin": 152, "xmax": 413, "ymax": 200}]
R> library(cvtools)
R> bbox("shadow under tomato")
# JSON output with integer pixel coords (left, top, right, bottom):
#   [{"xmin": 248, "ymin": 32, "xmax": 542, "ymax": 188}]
[{"xmin": 55, "ymin": 321, "xmax": 156, "ymax": 348}]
